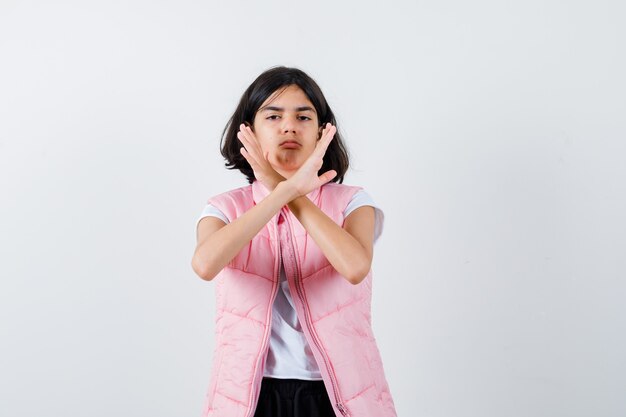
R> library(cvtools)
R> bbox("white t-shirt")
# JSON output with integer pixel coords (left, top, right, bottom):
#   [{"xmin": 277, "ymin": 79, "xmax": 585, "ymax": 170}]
[{"xmin": 195, "ymin": 189, "xmax": 384, "ymax": 380}]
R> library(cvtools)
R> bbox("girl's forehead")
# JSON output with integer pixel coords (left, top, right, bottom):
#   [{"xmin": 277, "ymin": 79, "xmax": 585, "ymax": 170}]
[
  {"xmin": 263, "ymin": 85, "xmax": 311, "ymax": 105},
  {"xmin": 257, "ymin": 90, "xmax": 316, "ymax": 117}
]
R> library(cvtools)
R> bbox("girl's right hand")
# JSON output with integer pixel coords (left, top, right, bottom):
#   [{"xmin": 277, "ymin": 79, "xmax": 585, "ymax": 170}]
[
  {"xmin": 285, "ymin": 123, "xmax": 338, "ymax": 198},
  {"xmin": 237, "ymin": 123, "xmax": 285, "ymax": 191}
]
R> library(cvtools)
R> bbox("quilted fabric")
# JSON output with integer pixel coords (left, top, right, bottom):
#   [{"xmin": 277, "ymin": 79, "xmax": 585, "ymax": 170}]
[{"xmin": 200, "ymin": 180, "xmax": 397, "ymax": 417}]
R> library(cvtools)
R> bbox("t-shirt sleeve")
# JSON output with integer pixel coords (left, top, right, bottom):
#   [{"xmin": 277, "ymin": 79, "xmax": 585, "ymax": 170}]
[
  {"xmin": 343, "ymin": 189, "xmax": 384, "ymax": 244},
  {"xmin": 195, "ymin": 203, "xmax": 229, "ymax": 235}
]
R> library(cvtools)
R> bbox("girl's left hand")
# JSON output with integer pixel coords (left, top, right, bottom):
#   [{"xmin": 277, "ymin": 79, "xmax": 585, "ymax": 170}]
[
  {"xmin": 284, "ymin": 123, "xmax": 338, "ymax": 198},
  {"xmin": 237, "ymin": 123, "xmax": 285, "ymax": 191}
]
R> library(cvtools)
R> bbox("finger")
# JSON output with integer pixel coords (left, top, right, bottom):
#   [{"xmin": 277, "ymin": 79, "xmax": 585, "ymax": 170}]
[
  {"xmin": 321, "ymin": 122, "xmax": 333, "ymax": 134},
  {"xmin": 242, "ymin": 124, "xmax": 260, "ymax": 144},
  {"xmin": 237, "ymin": 130, "xmax": 261, "ymax": 159},
  {"xmin": 240, "ymin": 146, "xmax": 260, "ymax": 169},
  {"xmin": 240, "ymin": 126, "xmax": 274, "ymax": 173},
  {"xmin": 238, "ymin": 124, "xmax": 253, "ymax": 145},
  {"xmin": 240, "ymin": 146, "xmax": 252, "ymax": 164},
  {"xmin": 318, "ymin": 169, "xmax": 337, "ymax": 185},
  {"xmin": 314, "ymin": 125, "xmax": 336, "ymax": 156},
  {"xmin": 237, "ymin": 129, "xmax": 250, "ymax": 146},
  {"xmin": 319, "ymin": 123, "xmax": 335, "ymax": 143},
  {"xmin": 239, "ymin": 125, "xmax": 263, "ymax": 156}
]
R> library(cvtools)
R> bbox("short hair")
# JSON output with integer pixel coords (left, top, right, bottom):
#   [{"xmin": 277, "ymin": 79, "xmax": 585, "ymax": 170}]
[{"xmin": 219, "ymin": 66, "xmax": 350, "ymax": 184}]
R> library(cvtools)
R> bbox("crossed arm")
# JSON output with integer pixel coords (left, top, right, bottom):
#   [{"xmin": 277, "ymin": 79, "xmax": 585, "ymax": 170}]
[
  {"xmin": 287, "ymin": 194, "xmax": 375, "ymax": 285},
  {"xmin": 192, "ymin": 181, "xmax": 375, "ymax": 285}
]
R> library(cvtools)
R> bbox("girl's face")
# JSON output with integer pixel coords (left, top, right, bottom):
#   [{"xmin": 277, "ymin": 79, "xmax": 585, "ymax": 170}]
[{"xmin": 252, "ymin": 84, "xmax": 321, "ymax": 179}]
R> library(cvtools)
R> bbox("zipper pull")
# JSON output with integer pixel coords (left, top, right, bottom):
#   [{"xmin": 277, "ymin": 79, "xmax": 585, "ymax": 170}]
[{"xmin": 337, "ymin": 402, "xmax": 348, "ymax": 416}]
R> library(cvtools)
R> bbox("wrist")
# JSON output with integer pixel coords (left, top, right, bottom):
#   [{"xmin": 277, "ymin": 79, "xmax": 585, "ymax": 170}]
[
  {"xmin": 268, "ymin": 173, "xmax": 287, "ymax": 191},
  {"xmin": 275, "ymin": 180, "xmax": 300, "ymax": 202},
  {"xmin": 269, "ymin": 176, "xmax": 283, "ymax": 191}
]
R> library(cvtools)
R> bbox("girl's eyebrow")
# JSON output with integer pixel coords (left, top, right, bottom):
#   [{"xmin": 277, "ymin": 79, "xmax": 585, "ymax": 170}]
[{"xmin": 259, "ymin": 105, "xmax": 316, "ymax": 113}]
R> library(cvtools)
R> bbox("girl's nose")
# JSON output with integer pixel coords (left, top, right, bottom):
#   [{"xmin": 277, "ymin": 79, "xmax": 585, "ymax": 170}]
[{"xmin": 281, "ymin": 118, "xmax": 297, "ymax": 133}]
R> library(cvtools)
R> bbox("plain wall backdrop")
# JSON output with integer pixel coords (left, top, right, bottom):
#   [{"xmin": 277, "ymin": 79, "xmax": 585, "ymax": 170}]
[{"xmin": 1, "ymin": 1, "xmax": 625, "ymax": 416}]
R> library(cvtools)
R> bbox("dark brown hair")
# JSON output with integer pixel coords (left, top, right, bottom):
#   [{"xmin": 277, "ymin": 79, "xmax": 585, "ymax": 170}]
[{"xmin": 219, "ymin": 66, "xmax": 350, "ymax": 184}]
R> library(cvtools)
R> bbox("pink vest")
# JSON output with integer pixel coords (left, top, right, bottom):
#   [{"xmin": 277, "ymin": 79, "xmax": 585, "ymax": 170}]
[{"xmin": 201, "ymin": 180, "xmax": 397, "ymax": 417}]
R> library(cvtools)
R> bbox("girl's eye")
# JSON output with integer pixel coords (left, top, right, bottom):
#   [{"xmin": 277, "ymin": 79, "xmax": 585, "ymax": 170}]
[{"xmin": 266, "ymin": 115, "xmax": 312, "ymax": 120}]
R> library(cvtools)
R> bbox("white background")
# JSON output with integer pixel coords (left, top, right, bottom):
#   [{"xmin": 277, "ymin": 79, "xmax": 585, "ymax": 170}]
[{"xmin": 1, "ymin": 1, "xmax": 625, "ymax": 416}]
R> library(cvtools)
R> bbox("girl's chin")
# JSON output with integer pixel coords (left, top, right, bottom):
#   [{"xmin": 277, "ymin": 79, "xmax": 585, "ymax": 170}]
[
  {"xmin": 274, "ymin": 165, "xmax": 300, "ymax": 173},
  {"xmin": 273, "ymin": 157, "xmax": 302, "ymax": 169}
]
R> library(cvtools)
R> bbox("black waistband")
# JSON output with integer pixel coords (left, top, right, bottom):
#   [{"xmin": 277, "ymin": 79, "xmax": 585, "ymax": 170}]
[{"xmin": 260, "ymin": 377, "xmax": 327, "ymax": 397}]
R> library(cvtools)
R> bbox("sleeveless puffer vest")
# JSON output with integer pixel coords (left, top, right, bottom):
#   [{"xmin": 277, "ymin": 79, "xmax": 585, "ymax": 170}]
[{"xmin": 200, "ymin": 180, "xmax": 397, "ymax": 417}]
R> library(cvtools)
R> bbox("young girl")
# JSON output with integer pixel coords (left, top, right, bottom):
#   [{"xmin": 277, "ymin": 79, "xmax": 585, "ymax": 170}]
[{"xmin": 193, "ymin": 66, "xmax": 397, "ymax": 417}]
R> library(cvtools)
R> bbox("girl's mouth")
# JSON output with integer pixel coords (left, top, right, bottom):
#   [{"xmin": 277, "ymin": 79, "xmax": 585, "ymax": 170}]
[{"xmin": 280, "ymin": 141, "xmax": 301, "ymax": 149}]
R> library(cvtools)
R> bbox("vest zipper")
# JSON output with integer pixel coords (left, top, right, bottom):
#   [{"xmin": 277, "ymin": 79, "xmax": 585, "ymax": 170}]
[
  {"xmin": 281, "ymin": 208, "xmax": 350, "ymax": 417},
  {"xmin": 245, "ymin": 215, "xmax": 281, "ymax": 417}
]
